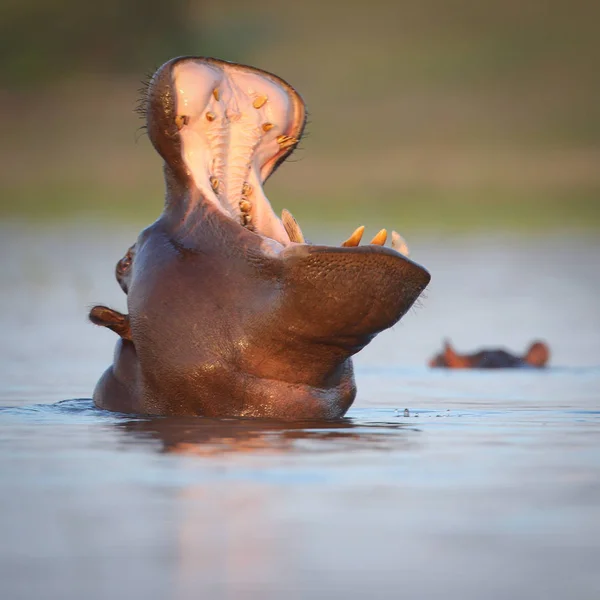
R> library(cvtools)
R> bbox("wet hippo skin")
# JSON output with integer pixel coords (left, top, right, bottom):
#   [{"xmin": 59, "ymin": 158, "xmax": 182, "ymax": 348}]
[
  {"xmin": 429, "ymin": 340, "xmax": 550, "ymax": 369},
  {"xmin": 90, "ymin": 57, "xmax": 431, "ymax": 419}
]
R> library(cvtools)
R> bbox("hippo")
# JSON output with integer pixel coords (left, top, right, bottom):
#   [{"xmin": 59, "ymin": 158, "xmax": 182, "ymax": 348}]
[
  {"xmin": 89, "ymin": 56, "xmax": 430, "ymax": 419},
  {"xmin": 429, "ymin": 340, "xmax": 550, "ymax": 369}
]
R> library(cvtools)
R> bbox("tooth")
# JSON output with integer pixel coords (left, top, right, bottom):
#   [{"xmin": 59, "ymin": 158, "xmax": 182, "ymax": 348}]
[
  {"xmin": 276, "ymin": 134, "xmax": 298, "ymax": 150},
  {"xmin": 341, "ymin": 226, "xmax": 365, "ymax": 247},
  {"xmin": 210, "ymin": 177, "xmax": 219, "ymax": 192},
  {"xmin": 253, "ymin": 96, "xmax": 267, "ymax": 109},
  {"xmin": 262, "ymin": 122, "xmax": 274, "ymax": 132},
  {"xmin": 239, "ymin": 199, "xmax": 252, "ymax": 213},
  {"xmin": 242, "ymin": 183, "xmax": 252, "ymax": 196},
  {"xmin": 370, "ymin": 229, "xmax": 387, "ymax": 246},
  {"xmin": 206, "ymin": 111, "xmax": 216, "ymax": 122},
  {"xmin": 244, "ymin": 214, "xmax": 252, "ymax": 225},
  {"xmin": 213, "ymin": 88, "xmax": 220, "ymax": 101},
  {"xmin": 281, "ymin": 209, "xmax": 305, "ymax": 243},
  {"xmin": 174, "ymin": 115, "xmax": 189, "ymax": 130},
  {"xmin": 391, "ymin": 231, "xmax": 410, "ymax": 256}
]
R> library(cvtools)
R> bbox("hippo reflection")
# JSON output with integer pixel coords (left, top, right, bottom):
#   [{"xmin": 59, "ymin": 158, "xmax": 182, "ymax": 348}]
[
  {"xmin": 429, "ymin": 340, "xmax": 550, "ymax": 369},
  {"xmin": 90, "ymin": 57, "xmax": 430, "ymax": 419},
  {"xmin": 115, "ymin": 417, "xmax": 416, "ymax": 456}
]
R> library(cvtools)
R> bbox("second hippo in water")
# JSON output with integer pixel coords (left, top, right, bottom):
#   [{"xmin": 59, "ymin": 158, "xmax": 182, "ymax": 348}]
[
  {"xmin": 89, "ymin": 56, "xmax": 431, "ymax": 419},
  {"xmin": 429, "ymin": 340, "xmax": 550, "ymax": 369}
]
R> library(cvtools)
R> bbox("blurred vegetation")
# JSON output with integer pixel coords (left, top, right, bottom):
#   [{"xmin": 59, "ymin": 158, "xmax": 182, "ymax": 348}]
[{"xmin": 1, "ymin": 0, "xmax": 599, "ymax": 232}]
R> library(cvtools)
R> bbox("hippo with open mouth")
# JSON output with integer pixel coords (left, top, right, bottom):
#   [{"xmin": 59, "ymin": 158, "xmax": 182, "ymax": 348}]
[{"xmin": 89, "ymin": 57, "xmax": 431, "ymax": 419}]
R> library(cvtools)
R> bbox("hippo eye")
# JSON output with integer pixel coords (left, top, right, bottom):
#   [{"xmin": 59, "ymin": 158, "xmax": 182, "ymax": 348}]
[{"xmin": 118, "ymin": 256, "xmax": 132, "ymax": 273}]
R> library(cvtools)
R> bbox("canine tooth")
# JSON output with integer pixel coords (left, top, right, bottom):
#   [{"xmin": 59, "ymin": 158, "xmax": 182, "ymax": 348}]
[
  {"xmin": 391, "ymin": 231, "xmax": 410, "ymax": 256},
  {"xmin": 276, "ymin": 134, "xmax": 298, "ymax": 150},
  {"xmin": 174, "ymin": 115, "xmax": 189, "ymax": 130},
  {"xmin": 210, "ymin": 176, "xmax": 219, "ymax": 192},
  {"xmin": 341, "ymin": 226, "xmax": 365, "ymax": 247},
  {"xmin": 253, "ymin": 96, "xmax": 267, "ymax": 109},
  {"xmin": 370, "ymin": 229, "xmax": 387, "ymax": 246},
  {"xmin": 244, "ymin": 214, "xmax": 252, "ymax": 224},
  {"xmin": 262, "ymin": 122, "xmax": 274, "ymax": 132},
  {"xmin": 213, "ymin": 88, "xmax": 220, "ymax": 101},
  {"xmin": 242, "ymin": 183, "xmax": 252, "ymax": 196},
  {"xmin": 206, "ymin": 111, "xmax": 216, "ymax": 122},
  {"xmin": 239, "ymin": 199, "xmax": 252, "ymax": 213},
  {"xmin": 281, "ymin": 209, "xmax": 305, "ymax": 243}
]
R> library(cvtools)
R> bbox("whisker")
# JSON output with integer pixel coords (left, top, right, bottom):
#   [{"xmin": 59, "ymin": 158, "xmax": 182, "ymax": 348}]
[{"xmin": 134, "ymin": 125, "xmax": 148, "ymax": 144}]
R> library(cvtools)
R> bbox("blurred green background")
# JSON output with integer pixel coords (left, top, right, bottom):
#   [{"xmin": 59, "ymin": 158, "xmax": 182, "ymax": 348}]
[{"xmin": 1, "ymin": 0, "xmax": 599, "ymax": 232}]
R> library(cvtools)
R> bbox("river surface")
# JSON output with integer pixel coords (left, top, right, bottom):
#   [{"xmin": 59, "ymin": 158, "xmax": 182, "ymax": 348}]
[{"xmin": 1, "ymin": 222, "xmax": 599, "ymax": 599}]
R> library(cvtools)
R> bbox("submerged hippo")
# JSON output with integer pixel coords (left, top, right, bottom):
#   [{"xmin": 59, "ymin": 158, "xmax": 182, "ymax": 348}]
[
  {"xmin": 89, "ymin": 57, "xmax": 430, "ymax": 419},
  {"xmin": 429, "ymin": 340, "xmax": 550, "ymax": 369}
]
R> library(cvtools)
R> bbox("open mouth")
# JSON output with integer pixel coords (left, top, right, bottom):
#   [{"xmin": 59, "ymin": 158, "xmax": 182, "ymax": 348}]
[{"xmin": 153, "ymin": 57, "xmax": 410, "ymax": 255}]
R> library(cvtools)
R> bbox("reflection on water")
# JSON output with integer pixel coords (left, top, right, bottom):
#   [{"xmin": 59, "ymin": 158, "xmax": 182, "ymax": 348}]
[
  {"xmin": 1, "ymin": 398, "xmax": 423, "ymax": 460},
  {"xmin": 0, "ymin": 224, "xmax": 599, "ymax": 599},
  {"xmin": 117, "ymin": 413, "xmax": 419, "ymax": 456}
]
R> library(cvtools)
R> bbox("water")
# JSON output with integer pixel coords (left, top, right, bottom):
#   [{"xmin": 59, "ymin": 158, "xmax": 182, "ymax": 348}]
[{"xmin": 1, "ymin": 222, "xmax": 599, "ymax": 599}]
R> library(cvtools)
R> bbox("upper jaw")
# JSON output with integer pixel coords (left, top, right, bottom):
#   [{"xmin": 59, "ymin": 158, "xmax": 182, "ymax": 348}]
[
  {"xmin": 144, "ymin": 57, "xmax": 413, "ymax": 258},
  {"xmin": 143, "ymin": 56, "xmax": 306, "ymax": 246}
]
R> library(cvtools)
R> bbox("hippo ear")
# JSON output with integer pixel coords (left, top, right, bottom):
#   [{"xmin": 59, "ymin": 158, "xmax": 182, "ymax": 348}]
[
  {"xmin": 89, "ymin": 306, "xmax": 132, "ymax": 341},
  {"xmin": 443, "ymin": 339, "xmax": 465, "ymax": 368},
  {"xmin": 278, "ymin": 244, "xmax": 430, "ymax": 346},
  {"xmin": 524, "ymin": 340, "xmax": 550, "ymax": 367}
]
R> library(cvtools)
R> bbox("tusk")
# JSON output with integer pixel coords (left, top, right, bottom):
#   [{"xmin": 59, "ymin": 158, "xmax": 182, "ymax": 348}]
[
  {"xmin": 370, "ymin": 229, "xmax": 387, "ymax": 246},
  {"xmin": 391, "ymin": 231, "xmax": 410, "ymax": 256},
  {"xmin": 281, "ymin": 209, "xmax": 306, "ymax": 243},
  {"xmin": 341, "ymin": 225, "xmax": 365, "ymax": 247}
]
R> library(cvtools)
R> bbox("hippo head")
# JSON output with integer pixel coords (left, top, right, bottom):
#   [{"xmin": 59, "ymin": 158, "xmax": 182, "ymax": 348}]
[
  {"xmin": 428, "ymin": 340, "xmax": 550, "ymax": 369},
  {"xmin": 90, "ymin": 57, "xmax": 431, "ymax": 419}
]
